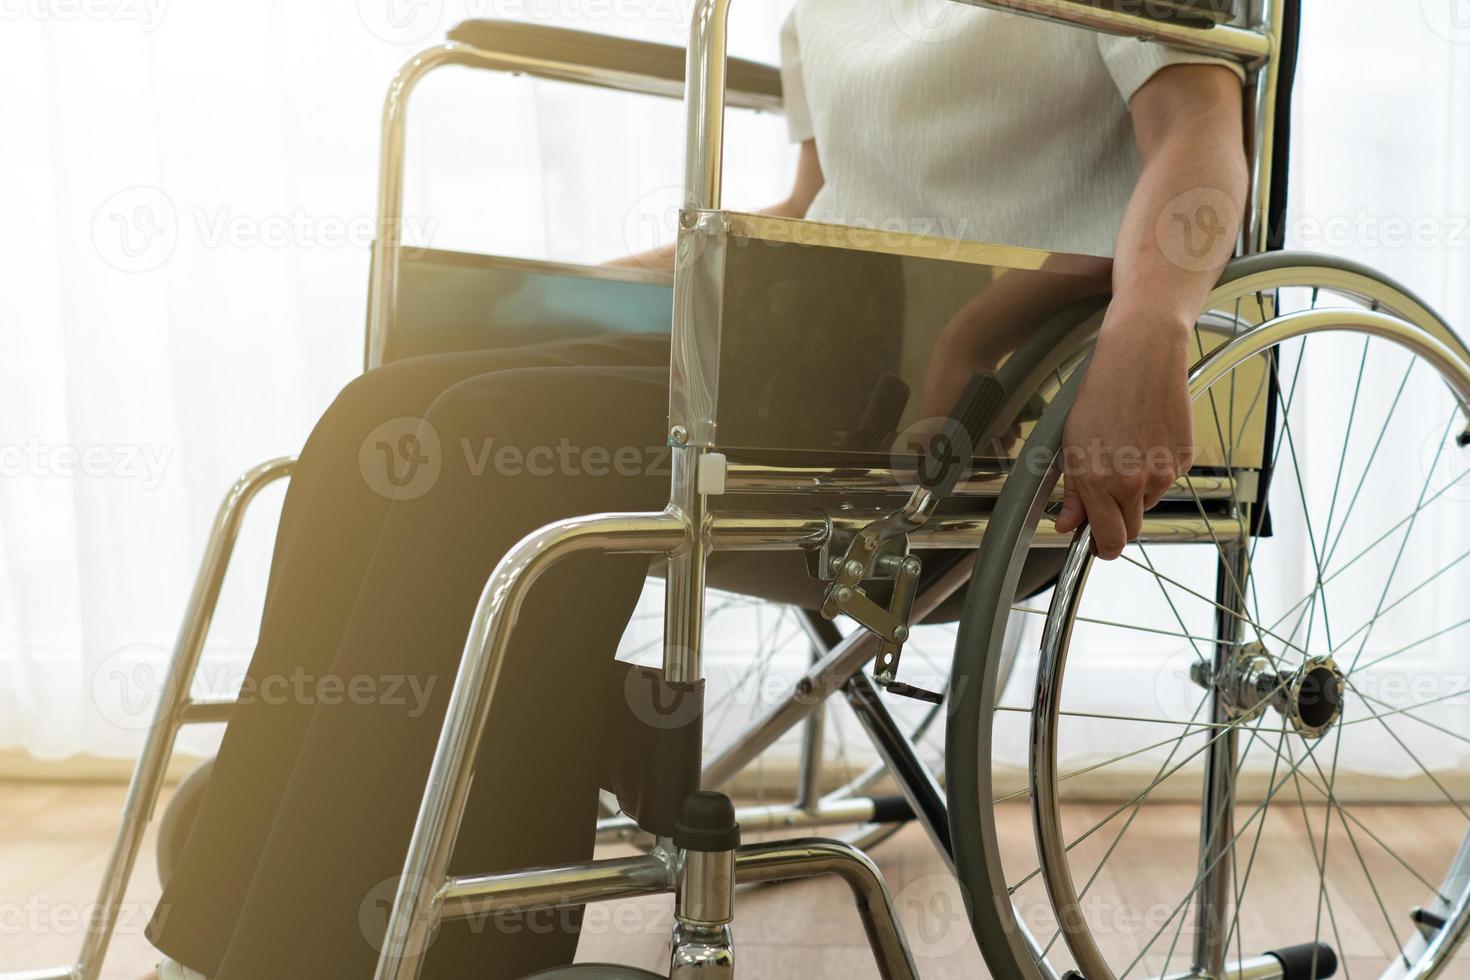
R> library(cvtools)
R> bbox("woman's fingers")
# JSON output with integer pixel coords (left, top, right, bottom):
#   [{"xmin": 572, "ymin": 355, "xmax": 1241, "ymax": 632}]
[
  {"xmin": 1054, "ymin": 482, "xmax": 1087, "ymax": 533},
  {"xmin": 1081, "ymin": 484, "xmax": 1130, "ymax": 560}
]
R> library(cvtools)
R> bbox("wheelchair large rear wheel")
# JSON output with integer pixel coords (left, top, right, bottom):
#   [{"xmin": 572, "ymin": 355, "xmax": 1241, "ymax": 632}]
[{"xmin": 948, "ymin": 254, "xmax": 1470, "ymax": 979}]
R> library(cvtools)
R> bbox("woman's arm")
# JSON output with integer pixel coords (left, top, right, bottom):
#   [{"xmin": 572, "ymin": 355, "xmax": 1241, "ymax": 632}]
[
  {"xmin": 1053, "ymin": 63, "xmax": 1249, "ymax": 559},
  {"xmin": 608, "ymin": 139, "xmax": 824, "ymax": 272}
]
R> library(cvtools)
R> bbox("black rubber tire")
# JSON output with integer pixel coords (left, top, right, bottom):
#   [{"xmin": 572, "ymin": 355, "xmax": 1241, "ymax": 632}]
[
  {"xmin": 156, "ymin": 756, "xmax": 214, "ymax": 889},
  {"xmin": 943, "ymin": 253, "xmax": 1470, "ymax": 979},
  {"xmin": 943, "ymin": 358, "xmax": 1091, "ymax": 980}
]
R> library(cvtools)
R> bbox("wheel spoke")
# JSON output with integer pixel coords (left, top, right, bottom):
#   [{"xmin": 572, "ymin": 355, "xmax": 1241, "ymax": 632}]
[
  {"xmin": 1341, "ymin": 677, "xmax": 1470, "ymax": 822},
  {"xmin": 1352, "ymin": 612, "xmax": 1470, "ymax": 678},
  {"xmin": 1116, "ymin": 553, "xmax": 1309, "ymax": 659},
  {"xmin": 1321, "ymin": 357, "xmax": 1416, "ymax": 571},
  {"xmin": 1260, "ymin": 447, "xmax": 1470, "ymax": 647},
  {"xmin": 1329, "ymin": 542, "xmax": 1470, "ymax": 669},
  {"xmin": 1011, "ymin": 601, "xmax": 1224, "ymax": 648},
  {"xmin": 1284, "ymin": 739, "xmax": 1356, "ymax": 980},
  {"xmin": 1010, "ymin": 674, "xmax": 1298, "ymax": 894},
  {"xmin": 1249, "ymin": 734, "xmax": 1452, "ymax": 901},
  {"xmin": 1034, "ymin": 694, "xmax": 1214, "ymax": 961},
  {"xmin": 1118, "ymin": 728, "xmax": 1337, "ymax": 978},
  {"xmin": 1342, "ymin": 409, "xmax": 1461, "ymax": 677}
]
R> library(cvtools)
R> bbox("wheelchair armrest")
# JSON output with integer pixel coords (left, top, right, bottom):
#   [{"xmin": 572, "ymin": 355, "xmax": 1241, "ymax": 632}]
[
  {"xmin": 447, "ymin": 19, "xmax": 783, "ymax": 111},
  {"xmin": 952, "ymin": 0, "xmax": 1265, "ymax": 63},
  {"xmin": 1086, "ymin": 0, "xmax": 1237, "ymax": 26}
]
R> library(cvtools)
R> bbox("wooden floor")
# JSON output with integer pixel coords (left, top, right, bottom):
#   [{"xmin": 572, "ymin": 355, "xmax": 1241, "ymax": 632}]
[{"xmin": 2, "ymin": 782, "xmax": 1463, "ymax": 978}]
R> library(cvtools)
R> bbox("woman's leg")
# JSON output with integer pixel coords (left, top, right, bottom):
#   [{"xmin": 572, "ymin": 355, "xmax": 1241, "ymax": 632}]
[{"xmin": 148, "ymin": 334, "xmax": 670, "ymax": 975}]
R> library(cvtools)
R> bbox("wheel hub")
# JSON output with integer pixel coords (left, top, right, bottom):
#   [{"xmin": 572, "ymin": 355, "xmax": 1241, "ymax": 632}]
[{"xmin": 1192, "ymin": 643, "xmax": 1345, "ymax": 739}]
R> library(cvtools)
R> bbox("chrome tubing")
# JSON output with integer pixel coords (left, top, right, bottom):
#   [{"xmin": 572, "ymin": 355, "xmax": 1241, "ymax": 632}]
[
  {"xmin": 682, "ymin": 0, "xmax": 734, "ymax": 213},
  {"xmin": 372, "ymin": 511, "xmax": 689, "ymax": 980},
  {"xmin": 722, "ymin": 464, "xmax": 1242, "ymax": 501},
  {"xmin": 735, "ymin": 839, "xmax": 919, "ymax": 980},
  {"xmin": 434, "ymin": 838, "xmax": 917, "ymax": 980},
  {"xmin": 65, "ymin": 457, "xmax": 294, "ymax": 980},
  {"xmin": 700, "ymin": 555, "xmax": 976, "ymax": 789},
  {"xmin": 1243, "ymin": 0, "xmax": 1286, "ymax": 254},
  {"xmin": 597, "ymin": 796, "xmax": 882, "ymax": 840},
  {"xmin": 1192, "ymin": 544, "xmax": 1250, "ymax": 976},
  {"xmin": 365, "ymin": 34, "xmax": 780, "ymax": 369},
  {"xmin": 438, "ymin": 848, "xmax": 678, "ymax": 923},
  {"xmin": 664, "ymin": 446, "xmax": 709, "ymax": 683},
  {"xmin": 708, "ymin": 510, "xmax": 1247, "ymax": 552},
  {"xmin": 1154, "ymin": 953, "xmax": 1288, "ymax": 979}
]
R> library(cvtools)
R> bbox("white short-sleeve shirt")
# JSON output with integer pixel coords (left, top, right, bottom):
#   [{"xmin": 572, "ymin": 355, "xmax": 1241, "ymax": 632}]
[{"xmin": 779, "ymin": 0, "xmax": 1243, "ymax": 256}]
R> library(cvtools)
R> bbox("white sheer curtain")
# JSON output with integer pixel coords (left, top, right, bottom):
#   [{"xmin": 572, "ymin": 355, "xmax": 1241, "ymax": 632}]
[
  {"xmin": 0, "ymin": 0, "xmax": 792, "ymax": 763},
  {"xmin": 2, "ymin": 0, "xmax": 1468, "ymax": 782}
]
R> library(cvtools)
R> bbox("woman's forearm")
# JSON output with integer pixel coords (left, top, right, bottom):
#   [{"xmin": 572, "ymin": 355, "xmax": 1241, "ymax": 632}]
[{"xmin": 1108, "ymin": 65, "xmax": 1249, "ymax": 339}]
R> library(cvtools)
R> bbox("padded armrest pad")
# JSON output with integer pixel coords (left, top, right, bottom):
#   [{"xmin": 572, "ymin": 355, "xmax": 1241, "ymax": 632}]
[
  {"xmin": 1089, "ymin": 0, "xmax": 1238, "ymax": 26},
  {"xmin": 447, "ymin": 19, "xmax": 783, "ymax": 103}
]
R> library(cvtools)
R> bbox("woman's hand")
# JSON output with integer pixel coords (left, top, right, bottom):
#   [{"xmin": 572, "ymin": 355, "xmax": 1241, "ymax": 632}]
[
  {"xmin": 1054, "ymin": 63, "xmax": 1247, "ymax": 559},
  {"xmin": 1053, "ymin": 309, "xmax": 1196, "ymax": 559}
]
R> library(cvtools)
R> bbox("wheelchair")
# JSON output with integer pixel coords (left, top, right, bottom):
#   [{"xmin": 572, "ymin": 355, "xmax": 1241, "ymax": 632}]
[{"xmin": 17, "ymin": 0, "xmax": 1470, "ymax": 978}]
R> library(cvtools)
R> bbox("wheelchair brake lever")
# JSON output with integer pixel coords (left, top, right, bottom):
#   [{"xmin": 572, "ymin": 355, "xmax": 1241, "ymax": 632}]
[{"xmin": 821, "ymin": 372, "xmax": 1008, "ymax": 702}]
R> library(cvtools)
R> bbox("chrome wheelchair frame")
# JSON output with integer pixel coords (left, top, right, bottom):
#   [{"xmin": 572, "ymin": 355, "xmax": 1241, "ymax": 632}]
[{"xmin": 15, "ymin": 1, "xmax": 1470, "ymax": 979}]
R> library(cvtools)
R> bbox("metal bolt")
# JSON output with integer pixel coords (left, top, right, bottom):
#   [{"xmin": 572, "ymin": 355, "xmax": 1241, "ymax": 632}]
[
  {"xmin": 844, "ymin": 559, "xmax": 865, "ymax": 579},
  {"xmin": 901, "ymin": 557, "xmax": 921, "ymax": 577},
  {"xmin": 1189, "ymin": 661, "xmax": 1212, "ymax": 689},
  {"xmin": 670, "ymin": 425, "xmax": 689, "ymax": 445},
  {"xmin": 894, "ymin": 625, "xmax": 909, "ymax": 642},
  {"xmin": 835, "ymin": 586, "xmax": 853, "ymax": 603}
]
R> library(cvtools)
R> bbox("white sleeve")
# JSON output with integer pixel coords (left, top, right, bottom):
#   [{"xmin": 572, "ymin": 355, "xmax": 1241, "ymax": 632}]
[
  {"xmin": 1097, "ymin": 34, "xmax": 1245, "ymax": 104},
  {"xmin": 779, "ymin": 8, "xmax": 815, "ymax": 143}
]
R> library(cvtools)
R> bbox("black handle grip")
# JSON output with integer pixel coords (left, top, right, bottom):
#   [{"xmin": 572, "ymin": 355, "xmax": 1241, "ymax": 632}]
[
  {"xmin": 1268, "ymin": 942, "xmax": 1338, "ymax": 979},
  {"xmin": 917, "ymin": 373, "xmax": 1007, "ymax": 498}
]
